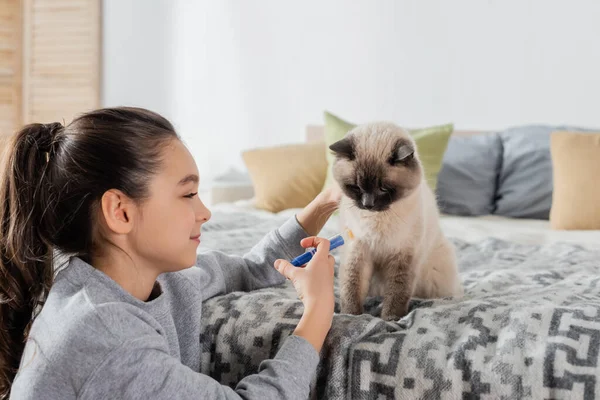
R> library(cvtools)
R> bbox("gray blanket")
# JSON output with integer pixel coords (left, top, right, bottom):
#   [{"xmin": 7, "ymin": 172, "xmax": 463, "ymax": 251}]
[{"xmin": 198, "ymin": 210, "xmax": 600, "ymax": 399}]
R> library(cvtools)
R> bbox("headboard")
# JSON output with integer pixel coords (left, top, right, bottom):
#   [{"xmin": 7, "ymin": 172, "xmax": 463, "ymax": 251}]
[{"xmin": 305, "ymin": 125, "xmax": 486, "ymax": 143}]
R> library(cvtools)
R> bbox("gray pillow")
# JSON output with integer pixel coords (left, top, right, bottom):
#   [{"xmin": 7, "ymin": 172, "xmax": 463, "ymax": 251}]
[
  {"xmin": 436, "ymin": 133, "xmax": 502, "ymax": 216},
  {"xmin": 494, "ymin": 125, "xmax": 591, "ymax": 219}
]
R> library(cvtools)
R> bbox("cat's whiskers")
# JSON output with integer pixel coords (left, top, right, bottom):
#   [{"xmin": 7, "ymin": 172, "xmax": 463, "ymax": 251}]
[
  {"xmin": 381, "ymin": 192, "xmax": 407, "ymax": 225},
  {"xmin": 387, "ymin": 206, "xmax": 407, "ymax": 225},
  {"xmin": 341, "ymin": 201, "xmax": 357, "ymax": 212}
]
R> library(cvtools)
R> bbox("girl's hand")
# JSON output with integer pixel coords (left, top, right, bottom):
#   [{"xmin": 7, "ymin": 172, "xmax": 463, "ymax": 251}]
[
  {"xmin": 274, "ymin": 236, "xmax": 335, "ymax": 309},
  {"xmin": 273, "ymin": 236, "xmax": 336, "ymax": 352},
  {"xmin": 296, "ymin": 186, "xmax": 342, "ymax": 236}
]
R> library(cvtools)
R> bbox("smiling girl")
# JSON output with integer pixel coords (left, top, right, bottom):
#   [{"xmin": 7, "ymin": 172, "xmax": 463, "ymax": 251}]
[{"xmin": 1, "ymin": 107, "xmax": 337, "ymax": 399}]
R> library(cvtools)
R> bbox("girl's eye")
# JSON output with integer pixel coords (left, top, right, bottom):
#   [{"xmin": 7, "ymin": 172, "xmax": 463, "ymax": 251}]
[{"xmin": 184, "ymin": 192, "xmax": 198, "ymax": 199}]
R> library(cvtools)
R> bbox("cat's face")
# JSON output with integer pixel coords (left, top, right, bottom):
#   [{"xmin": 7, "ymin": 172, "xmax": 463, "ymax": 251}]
[{"xmin": 330, "ymin": 123, "xmax": 422, "ymax": 212}]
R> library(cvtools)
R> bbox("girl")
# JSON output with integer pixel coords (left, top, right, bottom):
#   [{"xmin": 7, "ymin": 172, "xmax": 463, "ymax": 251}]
[{"xmin": 0, "ymin": 107, "xmax": 338, "ymax": 399}]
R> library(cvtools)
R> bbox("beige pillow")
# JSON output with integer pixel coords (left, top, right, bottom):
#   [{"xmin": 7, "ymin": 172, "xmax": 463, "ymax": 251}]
[
  {"xmin": 550, "ymin": 131, "xmax": 600, "ymax": 230},
  {"xmin": 242, "ymin": 141, "xmax": 327, "ymax": 213}
]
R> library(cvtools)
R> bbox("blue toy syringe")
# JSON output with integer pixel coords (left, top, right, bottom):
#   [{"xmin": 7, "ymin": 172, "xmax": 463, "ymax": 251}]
[{"xmin": 290, "ymin": 233, "xmax": 345, "ymax": 267}]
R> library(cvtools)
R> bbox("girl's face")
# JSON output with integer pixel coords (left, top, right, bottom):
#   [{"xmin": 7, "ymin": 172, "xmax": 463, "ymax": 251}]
[{"xmin": 131, "ymin": 139, "xmax": 211, "ymax": 272}]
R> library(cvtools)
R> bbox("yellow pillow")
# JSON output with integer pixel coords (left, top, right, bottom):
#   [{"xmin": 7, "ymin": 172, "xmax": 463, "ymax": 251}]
[
  {"xmin": 550, "ymin": 131, "xmax": 600, "ymax": 230},
  {"xmin": 242, "ymin": 141, "xmax": 327, "ymax": 213}
]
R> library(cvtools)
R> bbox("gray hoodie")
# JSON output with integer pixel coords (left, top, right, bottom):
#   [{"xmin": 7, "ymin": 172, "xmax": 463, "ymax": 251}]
[{"xmin": 11, "ymin": 217, "xmax": 318, "ymax": 399}]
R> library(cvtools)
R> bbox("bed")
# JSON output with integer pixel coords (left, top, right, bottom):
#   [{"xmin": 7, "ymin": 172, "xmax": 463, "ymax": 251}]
[{"xmin": 196, "ymin": 127, "xmax": 600, "ymax": 399}]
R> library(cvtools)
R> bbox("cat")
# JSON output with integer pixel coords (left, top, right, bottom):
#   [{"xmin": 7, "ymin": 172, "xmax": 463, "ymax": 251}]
[{"xmin": 330, "ymin": 122, "xmax": 463, "ymax": 321}]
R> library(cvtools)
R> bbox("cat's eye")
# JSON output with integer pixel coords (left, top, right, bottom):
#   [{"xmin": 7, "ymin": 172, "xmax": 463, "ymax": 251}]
[
  {"xmin": 380, "ymin": 187, "xmax": 389, "ymax": 193},
  {"xmin": 346, "ymin": 184, "xmax": 361, "ymax": 193}
]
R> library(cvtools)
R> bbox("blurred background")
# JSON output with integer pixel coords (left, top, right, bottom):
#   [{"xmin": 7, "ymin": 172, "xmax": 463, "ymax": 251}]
[{"xmin": 2, "ymin": 0, "xmax": 600, "ymax": 185}]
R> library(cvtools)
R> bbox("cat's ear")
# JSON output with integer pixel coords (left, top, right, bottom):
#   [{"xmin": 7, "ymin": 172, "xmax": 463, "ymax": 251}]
[
  {"xmin": 329, "ymin": 137, "xmax": 355, "ymax": 160},
  {"xmin": 391, "ymin": 143, "xmax": 414, "ymax": 164}
]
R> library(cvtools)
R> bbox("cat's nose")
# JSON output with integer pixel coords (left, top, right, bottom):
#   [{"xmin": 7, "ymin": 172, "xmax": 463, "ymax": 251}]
[{"xmin": 362, "ymin": 194, "xmax": 375, "ymax": 209}]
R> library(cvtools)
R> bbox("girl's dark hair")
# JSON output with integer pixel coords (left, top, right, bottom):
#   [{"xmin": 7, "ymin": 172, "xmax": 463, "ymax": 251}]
[{"xmin": 0, "ymin": 107, "xmax": 179, "ymax": 396}]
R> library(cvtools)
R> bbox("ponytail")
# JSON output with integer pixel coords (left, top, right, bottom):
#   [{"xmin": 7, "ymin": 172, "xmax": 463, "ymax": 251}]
[{"xmin": 0, "ymin": 123, "xmax": 62, "ymax": 397}]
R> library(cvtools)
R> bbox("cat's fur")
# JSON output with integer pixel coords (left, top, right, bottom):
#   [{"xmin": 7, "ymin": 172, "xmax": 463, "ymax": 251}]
[{"xmin": 331, "ymin": 122, "xmax": 462, "ymax": 321}]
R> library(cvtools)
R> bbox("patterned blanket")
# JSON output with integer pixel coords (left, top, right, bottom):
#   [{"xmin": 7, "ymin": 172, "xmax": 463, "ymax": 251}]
[{"xmin": 198, "ymin": 210, "xmax": 600, "ymax": 399}]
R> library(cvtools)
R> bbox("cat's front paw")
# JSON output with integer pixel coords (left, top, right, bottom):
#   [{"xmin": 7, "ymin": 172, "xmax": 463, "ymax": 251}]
[
  {"xmin": 381, "ymin": 303, "xmax": 408, "ymax": 321},
  {"xmin": 340, "ymin": 301, "xmax": 364, "ymax": 316},
  {"xmin": 380, "ymin": 310, "xmax": 406, "ymax": 321}
]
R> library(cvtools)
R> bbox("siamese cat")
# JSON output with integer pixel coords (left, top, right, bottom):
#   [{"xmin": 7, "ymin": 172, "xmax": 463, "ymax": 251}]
[{"xmin": 331, "ymin": 122, "xmax": 462, "ymax": 321}]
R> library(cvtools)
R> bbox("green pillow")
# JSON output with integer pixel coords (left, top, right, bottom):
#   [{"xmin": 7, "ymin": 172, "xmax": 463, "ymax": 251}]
[{"xmin": 322, "ymin": 111, "xmax": 453, "ymax": 191}]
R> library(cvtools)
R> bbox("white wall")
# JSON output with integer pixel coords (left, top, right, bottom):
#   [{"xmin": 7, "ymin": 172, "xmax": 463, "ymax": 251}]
[
  {"xmin": 104, "ymin": 0, "xmax": 600, "ymax": 182},
  {"xmin": 102, "ymin": 0, "xmax": 176, "ymax": 120}
]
